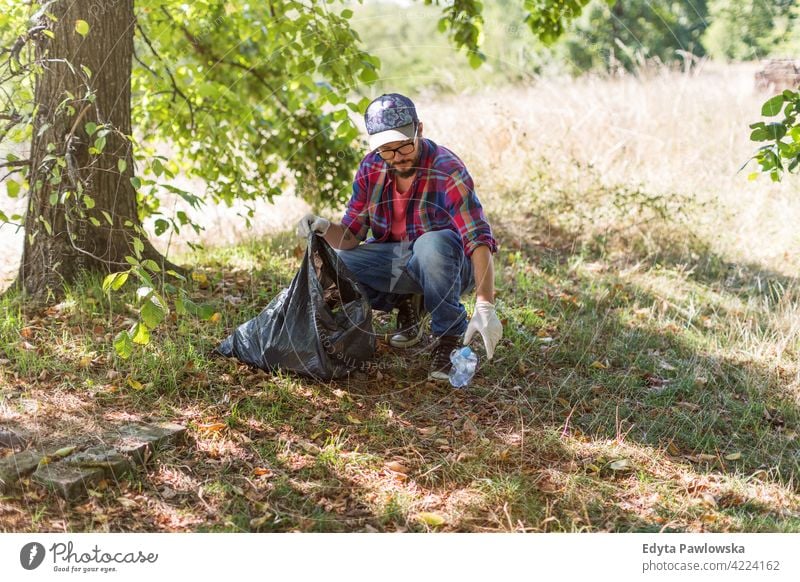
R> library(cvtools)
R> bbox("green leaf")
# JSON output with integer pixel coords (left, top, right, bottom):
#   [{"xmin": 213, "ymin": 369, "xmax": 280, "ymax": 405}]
[
  {"xmin": 117, "ymin": 158, "xmax": 127, "ymax": 173},
  {"xmin": 85, "ymin": 122, "xmax": 98, "ymax": 136},
  {"xmin": 359, "ymin": 65, "xmax": 378, "ymax": 84},
  {"xmin": 154, "ymin": 218, "xmax": 170, "ymax": 236},
  {"xmin": 93, "ymin": 136, "xmax": 106, "ymax": 152},
  {"xmin": 141, "ymin": 259, "xmax": 159, "ymax": 272},
  {"xmin": 49, "ymin": 192, "xmax": 58, "ymax": 206},
  {"xmin": 766, "ymin": 122, "xmax": 787, "ymax": 141},
  {"xmin": 341, "ymin": 8, "xmax": 353, "ymax": 18},
  {"xmin": 132, "ymin": 237, "xmax": 144, "ymax": 257},
  {"xmin": 141, "ymin": 297, "xmax": 165, "ymax": 328},
  {"xmin": 468, "ymin": 51, "xmax": 485, "ymax": 70},
  {"xmin": 762, "ymin": 94, "xmax": 785, "ymax": 117},
  {"xmin": 75, "ymin": 19, "xmax": 89, "ymax": 37},
  {"xmin": 89, "ymin": 216, "xmax": 101, "ymax": 226},
  {"xmin": 6, "ymin": 180, "xmax": 20, "ymax": 198},
  {"xmin": 130, "ymin": 322, "xmax": 150, "ymax": 345},
  {"xmin": 101, "ymin": 210, "xmax": 113, "ymax": 225},
  {"xmin": 175, "ymin": 294, "xmax": 187, "ymax": 316},
  {"xmin": 114, "ymin": 331, "xmax": 133, "ymax": 359},
  {"xmin": 103, "ymin": 271, "xmax": 129, "ymax": 292},
  {"xmin": 83, "ymin": 195, "xmax": 95, "ymax": 209},
  {"xmin": 130, "ymin": 176, "xmax": 141, "ymax": 189}
]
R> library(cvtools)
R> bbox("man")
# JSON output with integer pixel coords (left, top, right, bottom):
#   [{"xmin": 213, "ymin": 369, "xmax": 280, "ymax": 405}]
[{"xmin": 298, "ymin": 93, "xmax": 502, "ymax": 381}]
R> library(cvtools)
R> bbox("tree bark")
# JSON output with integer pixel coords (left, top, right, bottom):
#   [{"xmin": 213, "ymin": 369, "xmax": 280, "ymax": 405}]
[{"xmin": 15, "ymin": 0, "xmax": 183, "ymax": 300}]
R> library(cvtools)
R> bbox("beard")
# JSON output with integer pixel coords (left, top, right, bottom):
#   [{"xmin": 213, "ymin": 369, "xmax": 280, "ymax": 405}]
[{"xmin": 387, "ymin": 150, "xmax": 421, "ymax": 179}]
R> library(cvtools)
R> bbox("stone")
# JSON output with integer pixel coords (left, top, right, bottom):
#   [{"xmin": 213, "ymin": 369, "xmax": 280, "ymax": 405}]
[
  {"xmin": 66, "ymin": 446, "xmax": 133, "ymax": 479},
  {"xmin": 108, "ymin": 423, "xmax": 186, "ymax": 465},
  {"xmin": 0, "ymin": 428, "xmax": 26, "ymax": 450},
  {"xmin": 32, "ymin": 462, "xmax": 105, "ymax": 501},
  {"xmin": 0, "ymin": 450, "xmax": 44, "ymax": 493}
]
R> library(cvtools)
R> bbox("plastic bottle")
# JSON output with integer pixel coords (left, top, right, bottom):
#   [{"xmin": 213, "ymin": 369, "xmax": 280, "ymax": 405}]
[{"xmin": 449, "ymin": 346, "xmax": 478, "ymax": 388}]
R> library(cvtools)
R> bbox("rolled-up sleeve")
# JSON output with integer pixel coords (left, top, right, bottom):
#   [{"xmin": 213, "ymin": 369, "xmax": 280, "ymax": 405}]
[
  {"xmin": 445, "ymin": 168, "xmax": 498, "ymax": 258},
  {"xmin": 341, "ymin": 162, "xmax": 370, "ymax": 242}
]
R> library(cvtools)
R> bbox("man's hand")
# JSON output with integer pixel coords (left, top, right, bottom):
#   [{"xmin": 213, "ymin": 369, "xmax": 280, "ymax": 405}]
[
  {"xmin": 464, "ymin": 300, "xmax": 502, "ymax": 360},
  {"xmin": 296, "ymin": 213, "xmax": 331, "ymax": 238}
]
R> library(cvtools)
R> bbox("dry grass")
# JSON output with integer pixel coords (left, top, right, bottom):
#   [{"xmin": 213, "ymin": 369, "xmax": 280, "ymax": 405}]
[{"xmin": 418, "ymin": 61, "xmax": 800, "ymax": 276}]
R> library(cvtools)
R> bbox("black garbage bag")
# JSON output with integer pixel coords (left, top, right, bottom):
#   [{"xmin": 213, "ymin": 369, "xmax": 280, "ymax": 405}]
[{"xmin": 216, "ymin": 234, "xmax": 375, "ymax": 379}]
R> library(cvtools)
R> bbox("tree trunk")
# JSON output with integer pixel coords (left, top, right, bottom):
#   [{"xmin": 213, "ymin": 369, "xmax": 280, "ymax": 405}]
[{"xmin": 15, "ymin": 0, "xmax": 183, "ymax": 300}]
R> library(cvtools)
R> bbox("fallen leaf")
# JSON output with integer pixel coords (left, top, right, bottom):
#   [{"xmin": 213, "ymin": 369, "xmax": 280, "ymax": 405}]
[
  {"xmin": 589, "ymin": 360, "xmax": 607, "ymax": 370},
  {"xmin": 117, "ymin": 497, "xmax": 137, "ymax": 509},
  {"xmin": 210, "ymin": 312, "xmax": 222, "ymax": 323},
  {"xmin": 345, "ymin": 414, "xmax": 361, "ymax": 425},
  {"xmin": 52, "ymin": 446, "xmax": 77, "ymax": 459},
  {"xmin": 192, "ymin": 272, "xmax": 209, "ymax": 288},
  {"xmin": 20, "ymin": 327, "xmax": 34, "ymax": 339},
  {"xmin": 724, "ymin": 452, "xmax": 742, "ymax": 461},
  {"xmin": 495, "ymin": 448, "xmax": 512, "ymax": 462},
  {"xmin": 416, "ymin": 512, "xmax": 445, "ymax": 527},
  {"xmin": 698, "ymin": 492, "xmax": 717, "ymax": 508},
  {"xmin": 253, "ymin": 467, "xmax": 274, "ymax": 477},
  {"xmin": 685, "ymin": 453, "xmax": 716, "ymax": 463},
  {"xmin": 667, "ymin": 442, "xmax": 681, "ymax": 456},
  {"xmin": 608, "ymin": 459, "xmax": 632, "ymax": 471},
  {"xmin": 126, "ymin": 378, "xmax": 144, "ymax": 390},
  {"xmin": 197, "ymin": 422, "xmax": 226, "ymax": 433},
  {"xmin": 386, "ymin": 461, "xmax": 410, "ymax": 474},
  {"xmin": 250, "ymin": 514, "xmax": 274, "ymax": 529},
  {"xmin": 461, "ymin": 417, "xmax": 479, "ymax": 437}
]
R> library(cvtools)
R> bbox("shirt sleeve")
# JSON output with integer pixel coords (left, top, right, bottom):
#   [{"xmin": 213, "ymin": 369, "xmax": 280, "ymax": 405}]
[
  {"xmin": 444, "ymin": 168, "xmax": 498, "ymax": 258},
  {"xmin": 341, "ymin": 161, "xmax": 371, "ymax": 242}
]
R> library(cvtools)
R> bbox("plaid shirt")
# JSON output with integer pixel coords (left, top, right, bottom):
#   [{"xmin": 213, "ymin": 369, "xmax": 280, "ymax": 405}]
[{"xmin": 341, "ymin": 138, "xmax": 497, "ymax": 258}]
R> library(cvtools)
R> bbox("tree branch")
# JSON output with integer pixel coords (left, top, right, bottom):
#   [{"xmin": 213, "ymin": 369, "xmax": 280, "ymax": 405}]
[
  {"xmin": 0, "ymin": 159, "xmax": 29, "ymax": 170},
  {"xmin": 160, "ymin": 6, "xmax": 293, "ymax": 118},
  {"xmin": 135, "ymin": 20, "xmax": 196, "ymax": 131}
]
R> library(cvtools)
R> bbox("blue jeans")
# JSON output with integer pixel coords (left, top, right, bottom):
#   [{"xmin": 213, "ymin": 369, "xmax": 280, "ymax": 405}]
[{"xmin": 335, "ymin": 230, "xmax": 474, "ymax": 336}]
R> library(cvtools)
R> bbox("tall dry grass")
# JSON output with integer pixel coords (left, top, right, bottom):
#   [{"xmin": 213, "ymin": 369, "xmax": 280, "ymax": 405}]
[{"xmin": 419, "ymin": 61, "xmax": 799, "ymax": 277}]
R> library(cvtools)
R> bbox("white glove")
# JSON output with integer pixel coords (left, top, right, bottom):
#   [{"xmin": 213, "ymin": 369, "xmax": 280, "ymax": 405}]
[
  {"xmin": 464, "ymin": 300, "xmax": 503, "ymax": 360},
  {"xmin": 296, "ymin": 213, "xmax": 331, "ymax": 238}
]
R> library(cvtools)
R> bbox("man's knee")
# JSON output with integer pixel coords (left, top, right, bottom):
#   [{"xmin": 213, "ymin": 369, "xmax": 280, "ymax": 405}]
[{"xmin": 412, "ymin": 230, "xmax": 463, "ymax": 268}]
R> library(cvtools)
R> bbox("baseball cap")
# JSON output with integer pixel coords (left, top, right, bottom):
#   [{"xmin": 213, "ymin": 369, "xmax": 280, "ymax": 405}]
[{"xmin": 364, "ymin": 93, "xmax": 419, "ymax": 151}]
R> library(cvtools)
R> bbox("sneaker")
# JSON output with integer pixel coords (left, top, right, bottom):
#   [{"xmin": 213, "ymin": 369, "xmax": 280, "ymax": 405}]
[
  {"xmin": 428, "ymin": 334, "xmax": 461, "ymax": 382},
  {"xmin": 390, "ymin": 294, "xmax": 424, "ymax": 348}
]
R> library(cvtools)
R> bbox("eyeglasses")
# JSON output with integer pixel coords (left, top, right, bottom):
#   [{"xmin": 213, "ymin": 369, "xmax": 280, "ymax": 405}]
[{"xmin": 376, "ymin": 126, "xmax": 418, "ymax": 161}]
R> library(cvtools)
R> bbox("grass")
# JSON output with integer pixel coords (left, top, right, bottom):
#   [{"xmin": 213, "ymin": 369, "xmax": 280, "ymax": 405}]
[
  {"xmin": 2, "ymin": 211, "xmax": 798, "ymax": 532},
  {"xmin": 2, "ymin": 65, "xmax": 800, "ymax": 532}
]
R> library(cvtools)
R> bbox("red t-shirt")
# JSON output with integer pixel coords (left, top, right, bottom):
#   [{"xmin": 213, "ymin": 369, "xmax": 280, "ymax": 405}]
[{"xmin": 389, "ymin": 180, "xmax": 413, "ymax": 242}]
